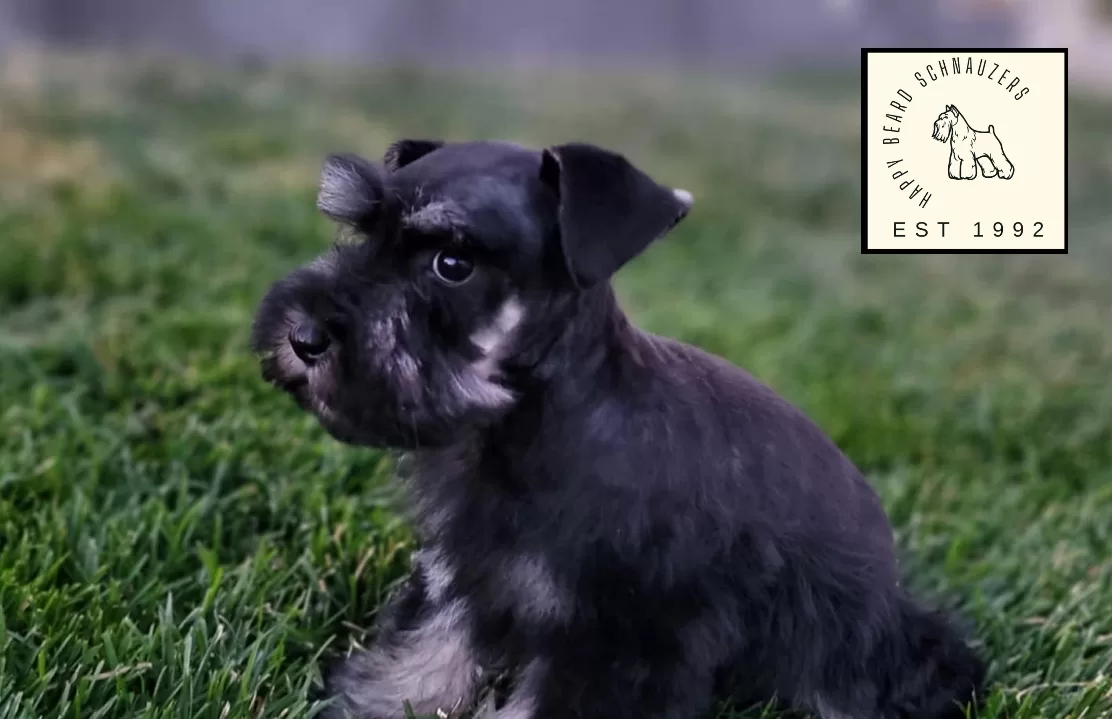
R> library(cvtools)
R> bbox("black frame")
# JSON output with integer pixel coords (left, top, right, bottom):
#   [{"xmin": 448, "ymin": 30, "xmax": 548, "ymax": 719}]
[{"xmin": 860, "ymin": 47, "xmax": 1069, "ymax": 255}]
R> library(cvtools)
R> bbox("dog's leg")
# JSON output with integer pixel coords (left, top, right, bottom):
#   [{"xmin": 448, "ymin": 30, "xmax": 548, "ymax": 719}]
[
  {"xmin": 804, "ymin": 594, "xmax": 984, "ymax": 719},
  {"xmin": 808, "ymin": 695, "xmax": 880, "ymax": 719},
  {"xmin": 957, "ymin": 150, "xmax": 978, "ymax": 180},
  {"xmin": 321, "ymin": 564, "xmax": 485, "ymax": 719},
  {"xmin": 993, "ymin": 149, "xmax": 1015, "ymax": 179},
  {"xmin": 987, "ymin": 126, "xmax": 1015, "ymax": 179},
  {"xmin": 493, "ymin": 646, "xmax": 718, "ymax": 719},
  {"xmin": 976, "ymin": 156, "xmax": 998, "ymax": 178},
  {"xmin": 947, "ymin": 148, "xmax": 962, "ymax": 180}
]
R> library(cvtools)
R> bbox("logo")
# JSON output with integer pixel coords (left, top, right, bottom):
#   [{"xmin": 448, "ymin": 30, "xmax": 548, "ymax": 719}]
[{"xmin": 862, "ymin": 49, "xmax": 1067, "ymax": 253}]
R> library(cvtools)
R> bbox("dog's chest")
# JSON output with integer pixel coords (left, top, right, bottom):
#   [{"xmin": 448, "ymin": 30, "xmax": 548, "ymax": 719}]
[
  {"xmin": 408, "ymin": 450, "xmax": 579, "ymax": 628},
  {"xmin": 416, "ymin": 540, "xmax": 574, "ymax": 628}
]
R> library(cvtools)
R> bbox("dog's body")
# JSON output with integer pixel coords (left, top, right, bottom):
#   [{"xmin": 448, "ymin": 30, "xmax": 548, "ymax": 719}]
[
  {"xmin": 932, "ymin": 104, "xmax": 1014, "ymax": 181},
  {"xmin": 251, "ymin": 139, "xmax": 986, "ymax": 719}
]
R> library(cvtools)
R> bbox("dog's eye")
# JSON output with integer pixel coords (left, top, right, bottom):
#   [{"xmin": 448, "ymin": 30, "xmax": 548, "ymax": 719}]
[{"xmin": 432, "ymin": 250, "xmax": 475, "ymax": 285}]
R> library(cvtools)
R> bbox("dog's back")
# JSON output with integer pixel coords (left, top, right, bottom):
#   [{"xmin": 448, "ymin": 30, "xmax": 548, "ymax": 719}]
[{"xmin": 624, "ymin": 329, "xmax": 986, "ymax": 717}]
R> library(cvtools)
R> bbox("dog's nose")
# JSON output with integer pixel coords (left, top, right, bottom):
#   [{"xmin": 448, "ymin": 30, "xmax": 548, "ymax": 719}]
[{"xmin": 289, "ymin": 321, "xmax": 330, "ymax": 363}]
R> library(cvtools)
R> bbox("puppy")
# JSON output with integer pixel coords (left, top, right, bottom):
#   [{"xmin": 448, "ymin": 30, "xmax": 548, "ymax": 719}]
[{"xmin": 250, "ymin": 138, "xmax": 986, "ymax": 719}]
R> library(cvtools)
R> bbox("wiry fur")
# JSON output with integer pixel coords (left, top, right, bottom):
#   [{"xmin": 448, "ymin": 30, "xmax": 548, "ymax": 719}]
[{"xmin": 251, "ymin": 138, "xmax": 987, "ymax": 719}]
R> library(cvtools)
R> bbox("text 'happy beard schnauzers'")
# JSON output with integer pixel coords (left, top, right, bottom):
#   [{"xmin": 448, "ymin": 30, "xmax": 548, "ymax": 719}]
[{"xmin": 878, "ymin": 54, "xmax": 1031, "ymax": 209}]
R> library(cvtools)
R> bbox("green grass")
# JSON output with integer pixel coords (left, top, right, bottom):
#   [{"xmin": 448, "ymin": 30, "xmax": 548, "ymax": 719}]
[{"xmin": 1, "ymin": 49, "xmax": 1112, "ymax": 718}]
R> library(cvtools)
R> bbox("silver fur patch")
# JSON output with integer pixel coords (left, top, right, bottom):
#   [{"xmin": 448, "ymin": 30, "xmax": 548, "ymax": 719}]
[
  {"xmin": 448, "ymin": 373, "xmax": 516, "ymax": 411},
  {"xmin": 414, "ymin": 547, "xmax": 455, "ymax": 604},
  {"xmin": 442, "ymin": 297, "xmax": 526, "ymax": 411},
  {"xmin": 494, "ymin": 658, "xmax": 546, "ymax": 719},
  {"xmin": 470, "ymin": 298, "xmax": 525, "ymax": 358},
  {"xmin": 389, "ymin": 352, "xmax": 422, "ymax": 388},
  {"xmin": 504, "ymin": 554, "xmax": 574, "ymax": 624},
  {"xmin": 811, "ymin": 696, "xmax": 856, "ymax": 719},
  {"xmin": 367, "ymin": 295, "xmax": 423, "ymax": 395},
  {"xmin": 367, "ymin": 300, "xmax": 404, "ymax": 354},
  {"xmin": 308, "ymin": 251, "xmax": 341, "ymax": 277},
  {"xmin": 332, "ymin": 599, "xmax": 482, "ymax": 719}
]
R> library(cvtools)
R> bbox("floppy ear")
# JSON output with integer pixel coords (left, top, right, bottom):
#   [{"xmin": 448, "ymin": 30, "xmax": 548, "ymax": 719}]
[
  {"xmin": 540, "ymin": 142, "xmax": 693, "ymax": 289},
  {"xmin": 383, "ymin": 139, "xmax": 445, "ymax": 171},
  {"xmin": 317, "ymin": 153, "xmax": 385, "ymax": 227}
]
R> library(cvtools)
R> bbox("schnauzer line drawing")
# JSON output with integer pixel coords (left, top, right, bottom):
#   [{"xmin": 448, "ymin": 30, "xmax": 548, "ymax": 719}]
[{"xmin": 932, "ymin": 104, "xmax": 1015, "ymax": 180}]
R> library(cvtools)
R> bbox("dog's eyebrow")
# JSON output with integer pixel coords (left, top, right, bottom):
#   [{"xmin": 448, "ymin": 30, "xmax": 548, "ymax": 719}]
[{"xmin": 401, "ymin": 200, "xmax": 469, "ymax": 235}]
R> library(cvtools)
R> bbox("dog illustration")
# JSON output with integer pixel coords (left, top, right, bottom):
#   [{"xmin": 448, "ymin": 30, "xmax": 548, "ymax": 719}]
[{"xmin": 932, "ymin": 104, "xmax": 1015, "ymax": 180}]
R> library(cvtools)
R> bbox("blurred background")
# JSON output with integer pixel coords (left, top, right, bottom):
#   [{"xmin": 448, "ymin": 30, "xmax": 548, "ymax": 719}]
[
  {"xmin": 2, "ymin": 2, "xmax": 1112, "ymax": 719},
  {"xmin": 2, "ymin": 0, "xmax": 1112, "ymax": 89}
]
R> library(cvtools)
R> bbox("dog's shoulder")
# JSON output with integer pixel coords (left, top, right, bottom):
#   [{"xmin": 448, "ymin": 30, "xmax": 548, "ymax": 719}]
[
  {"xmin": 627, "ymin": 330, "xmax": 886, "ymax": 517},
  {"xmin": 629, "ymin": 329, "xmax": 816, "ymax": 426}
]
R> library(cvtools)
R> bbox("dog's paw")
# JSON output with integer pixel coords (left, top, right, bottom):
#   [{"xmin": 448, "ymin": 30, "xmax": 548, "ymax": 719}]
[
  {"xmin": 316, "ymin": 654, "xmax": 400, "ymax": 719},
  {"xmin": 315, "ymin": 656, "xmax": 363, "ymax": 719}
]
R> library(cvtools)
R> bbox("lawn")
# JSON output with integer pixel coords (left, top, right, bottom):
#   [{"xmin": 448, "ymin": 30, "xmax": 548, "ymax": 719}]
[{"xmin": 1, "ymin": 50, "xmax": 1111, "ymax": 719}]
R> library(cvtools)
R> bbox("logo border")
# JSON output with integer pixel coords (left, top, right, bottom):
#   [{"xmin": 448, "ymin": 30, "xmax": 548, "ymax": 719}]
[{"xmin": 860, "ymin": 47, "xmax": 1069, "ymax": 255}]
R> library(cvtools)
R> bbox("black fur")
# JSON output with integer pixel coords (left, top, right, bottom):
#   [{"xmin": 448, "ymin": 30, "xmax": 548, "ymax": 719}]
[
  {"xmin": 540, "ymin": 142, "xmax": 691, "ymax": 288},
  {"xmin": 250, "ymin": 139, "xmax": 986, "ymax": 719}
]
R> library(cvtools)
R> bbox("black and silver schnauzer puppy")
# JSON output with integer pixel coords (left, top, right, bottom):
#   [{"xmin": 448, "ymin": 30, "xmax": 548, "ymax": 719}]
[{"xmin": 251, "ymin": 138, "xmax": 986, "ymax": 719}]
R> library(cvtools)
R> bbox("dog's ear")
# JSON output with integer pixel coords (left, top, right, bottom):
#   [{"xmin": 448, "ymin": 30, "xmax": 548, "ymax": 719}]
[
  {"xmin": 540, "ymin": 142, "xmax": 693, "ymax": 289},
  {"xmin": 384, "ymin": 139, "xmax": 445, "ymax": 171},
  {"xmin": 317, "ymin": 153, "xmax": 386, "ymax": 227}
]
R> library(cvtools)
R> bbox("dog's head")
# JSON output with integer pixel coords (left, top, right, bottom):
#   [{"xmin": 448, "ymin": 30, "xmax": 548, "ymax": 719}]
[
  {"xmin": 932, "ymin": 105, "xmax": 959, "ymax": 143},
  {"xmin": 250, "ymin": 139, "xmax": 693, "ymax": 448}
]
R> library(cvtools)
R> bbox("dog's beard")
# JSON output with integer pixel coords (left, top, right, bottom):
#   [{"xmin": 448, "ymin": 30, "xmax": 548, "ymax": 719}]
[
  {"xmin": 326, "ymin": 369, "xmax": 516, "ymax": 449},
  {"xmin": 931, "ymin": 119, "xmax": 952, "ymax": 143},
  {"xmin": 329, "ymin": 298, "xmax": 523, "ymax": 449},
  {"xmin": 257, "ymin": 341, "xmax": 496, "ymax": 450},
  {"xmin": 252, "ymin": 289, "xmax": 524, "ymax": 450}
]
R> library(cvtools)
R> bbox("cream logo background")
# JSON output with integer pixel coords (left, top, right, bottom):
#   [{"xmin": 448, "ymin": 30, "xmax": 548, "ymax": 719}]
[{"xmin": 862, "ymin": 49, "xmax": 1067, "ymax": 253}]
